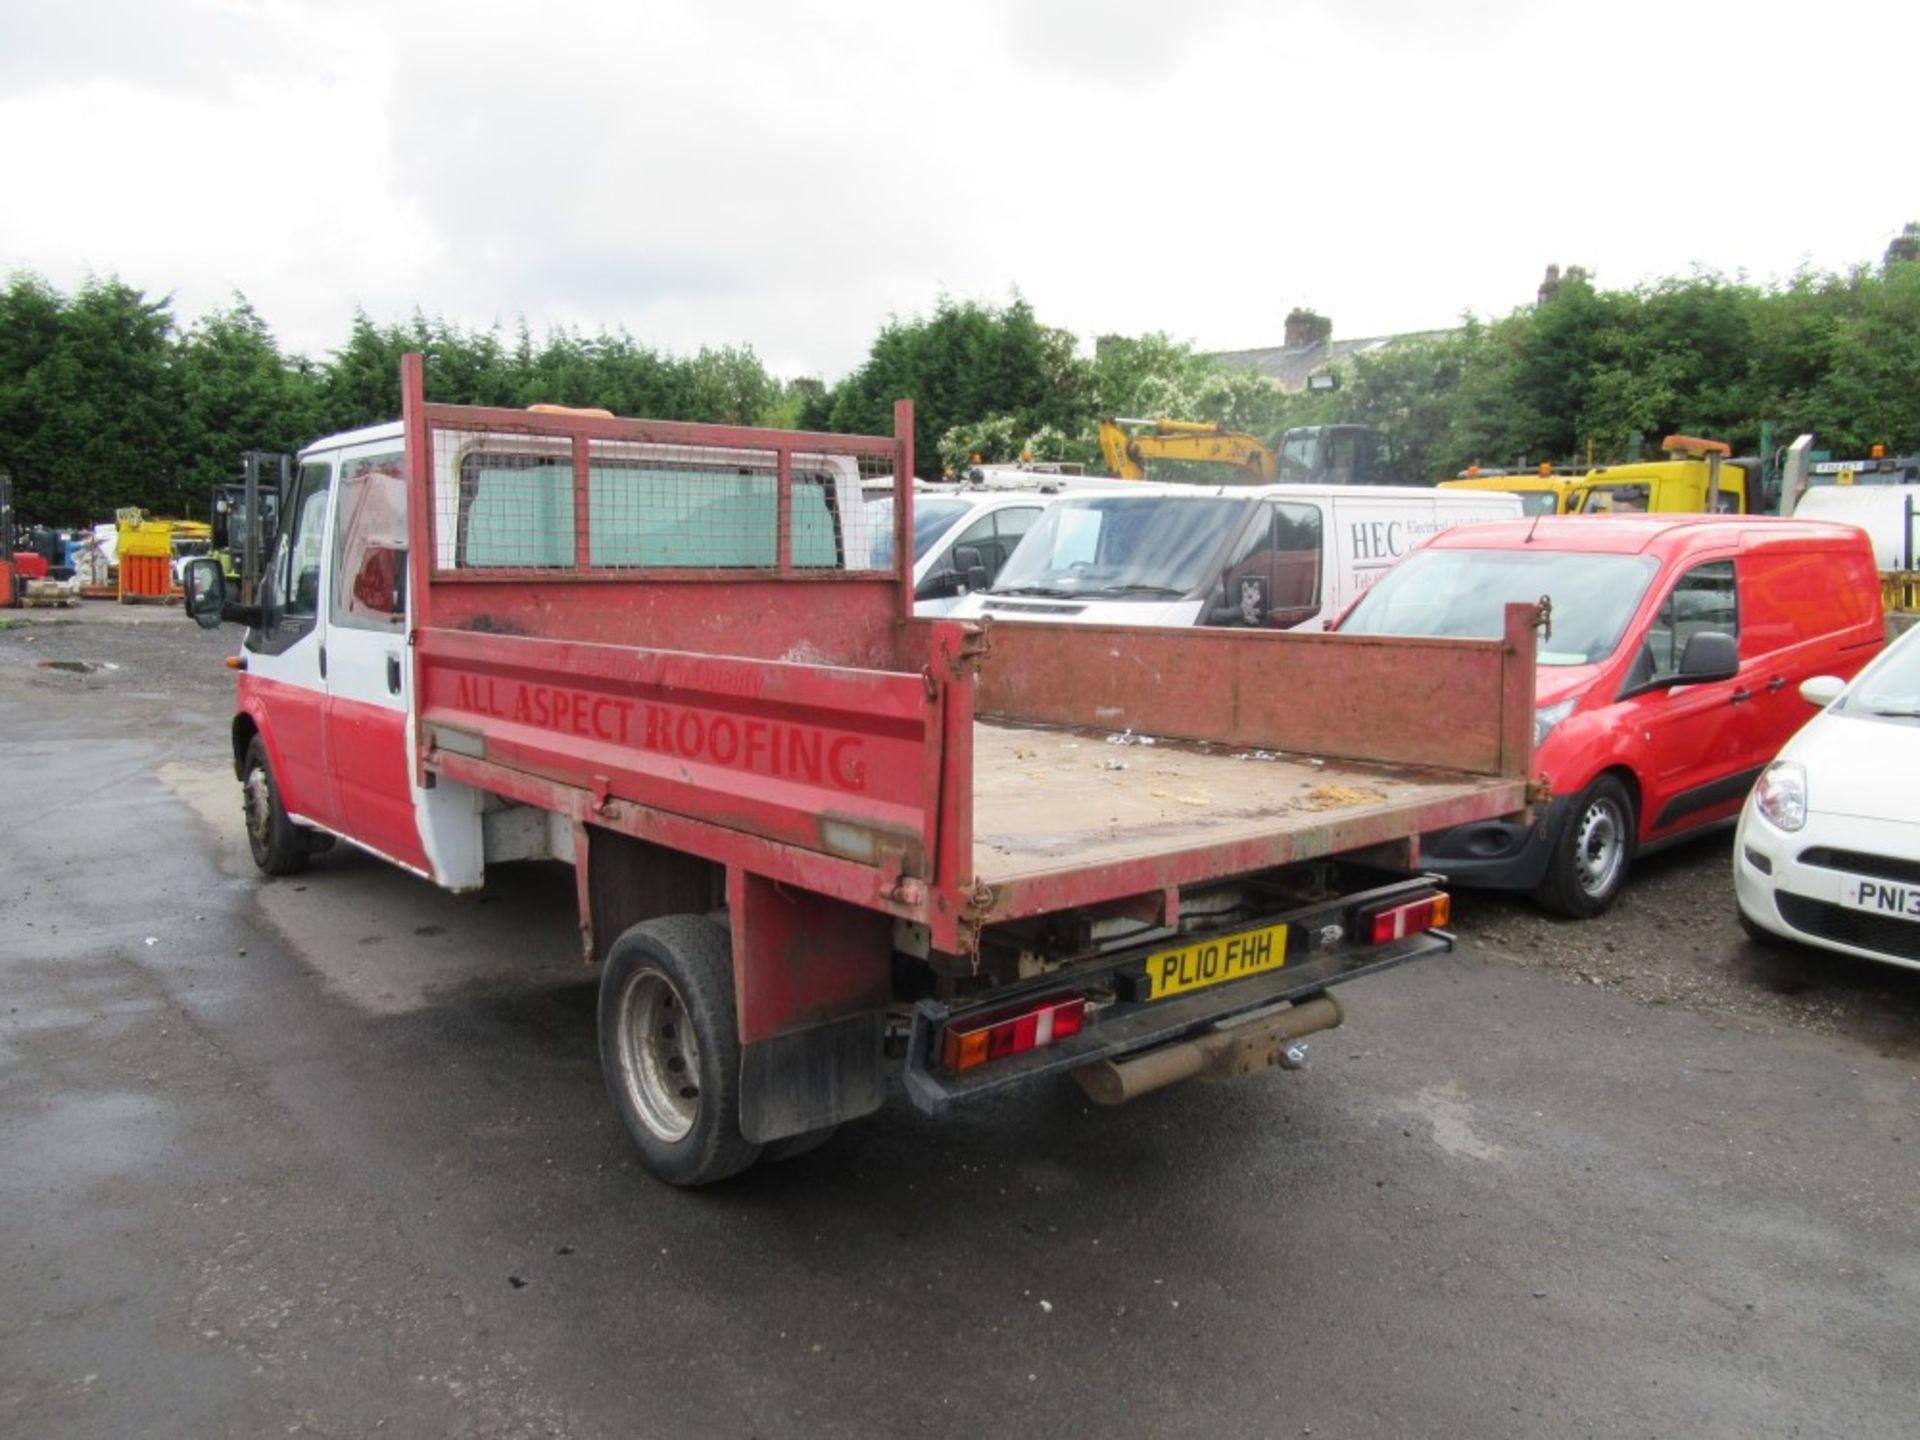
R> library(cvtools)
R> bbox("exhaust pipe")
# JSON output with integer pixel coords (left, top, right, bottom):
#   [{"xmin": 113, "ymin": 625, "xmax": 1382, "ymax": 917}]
[{"xmin": 1072, "ymin": 994, "xmax": 1345, "ymax": 1106}]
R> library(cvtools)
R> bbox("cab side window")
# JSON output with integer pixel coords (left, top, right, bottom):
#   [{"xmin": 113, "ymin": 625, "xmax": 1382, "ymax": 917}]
[
  {"xmin": 330, "ymin": 452, "xmax": 408, "ymax": 630},
  {"xmin": 1646, "ymin": 560, "xmax": 1737, "ymax": 676},
  {"xmin": 918, "ymin": 505, "xmax": 1040, "ymax": 598},
  {"xmin": 1218, "ymin": 501, "xmax": 1323, "ymax": 627}
]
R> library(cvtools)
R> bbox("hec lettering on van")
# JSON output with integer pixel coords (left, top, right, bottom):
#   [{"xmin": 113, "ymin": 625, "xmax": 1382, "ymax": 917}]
[
  {"xmin": 1349, "ymin": 520, "xmax": 1408, "ymax": 562},
  {"xmin": 450, "ymin": 674, "xmax": 867, "ymax": 791}
]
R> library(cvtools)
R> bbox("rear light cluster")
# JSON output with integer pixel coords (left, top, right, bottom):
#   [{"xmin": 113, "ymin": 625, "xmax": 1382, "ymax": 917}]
[
  {"xmin": 941, "ymin": 994, "xmax": 1086, "ymax": 1072},
  {"xmin": 1366, "ymin": 892, "xmax": 1451, "ymax": 945}
]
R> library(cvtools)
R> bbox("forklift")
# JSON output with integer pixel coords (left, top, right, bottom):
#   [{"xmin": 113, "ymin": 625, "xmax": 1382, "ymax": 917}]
[{"xmin": 211, "ymin": 451, "xmax": 288, "ymax": 605}]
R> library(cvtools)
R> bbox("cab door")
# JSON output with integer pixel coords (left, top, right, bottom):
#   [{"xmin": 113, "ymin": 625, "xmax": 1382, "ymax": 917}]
[
  {"xmin": 243, "ymin": 456, "xmax": 340, "ymax": 830},
  {"xmin": 1623, "ymin": 559, "xmax": 1754, "ymax": 839},
  {"xmin": 321, "ymin": 446, "xmax": 429, "ymax": 873}
]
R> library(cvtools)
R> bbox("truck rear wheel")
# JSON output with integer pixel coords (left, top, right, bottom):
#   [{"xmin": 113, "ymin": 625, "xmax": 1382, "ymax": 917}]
[
  {"xmin": 242, "ymin": 735, "xmax": 310, "ymax": 877},
  {"xmin": 598, "ymin": 915, "xmax": 762, "ymax": 1186}
]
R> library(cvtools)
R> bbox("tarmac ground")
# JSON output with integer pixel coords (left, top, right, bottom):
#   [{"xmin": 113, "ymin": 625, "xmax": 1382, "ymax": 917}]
[{"xmin": 2, "ymin": 603, "xmax": 1914, "ymax": 1439}]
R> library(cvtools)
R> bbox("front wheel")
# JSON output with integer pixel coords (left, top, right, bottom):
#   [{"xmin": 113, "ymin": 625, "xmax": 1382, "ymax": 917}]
[
  {"xmin": 598, "ymin": 915, "xmax": 761, "ymax": 1186},
  {"xmin": 242, "ymin": 735, "xmax": 310, "ymax": 877},
  {"xmin": 1535, "ymin": 775, "xmax": 1634, "ymax": 917}
]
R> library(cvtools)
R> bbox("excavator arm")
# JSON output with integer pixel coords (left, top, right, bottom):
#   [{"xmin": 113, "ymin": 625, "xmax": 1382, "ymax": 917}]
[{"xmin": 1098, "ymin": 418, "xmax": 1279, "ymax": 483}]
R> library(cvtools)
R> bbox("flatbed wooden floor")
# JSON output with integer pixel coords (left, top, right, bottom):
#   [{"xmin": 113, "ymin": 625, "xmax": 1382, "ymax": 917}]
[{"xmin": 971, "ymin": 720, "xmax": 1526, "ymax": 892}]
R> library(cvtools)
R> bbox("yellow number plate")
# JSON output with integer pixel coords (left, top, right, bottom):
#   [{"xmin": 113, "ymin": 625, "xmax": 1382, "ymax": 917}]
[{"xmin": 1143, "ymin": 923, "xmax": 1288, "ymax": 1001}]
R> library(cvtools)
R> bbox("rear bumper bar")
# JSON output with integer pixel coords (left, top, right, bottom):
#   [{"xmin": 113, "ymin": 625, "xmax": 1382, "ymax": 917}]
[{"xmin": 900, "ymin": 872, "xmax": 1453, "ymax": 1115}]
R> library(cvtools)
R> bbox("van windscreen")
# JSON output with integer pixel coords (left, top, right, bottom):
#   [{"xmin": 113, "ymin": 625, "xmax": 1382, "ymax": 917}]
[
  {"xmin": 989, "ymin": 496, "xmax": 1249, "ymax": 599},
  {"xmin": 1338, "ymin": 548, "xmax": 1660, "ymax": 665}
]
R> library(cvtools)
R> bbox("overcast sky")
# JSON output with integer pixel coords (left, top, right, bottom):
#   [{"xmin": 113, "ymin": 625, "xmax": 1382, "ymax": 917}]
[{"xmin": 4, "ymin": 0, "xmax": 1915, "ymax": 381}]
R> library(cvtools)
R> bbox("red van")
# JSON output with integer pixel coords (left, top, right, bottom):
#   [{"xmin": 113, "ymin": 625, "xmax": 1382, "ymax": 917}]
[{"xmin": 1336, "ymin": 516, "xmax": 1885, "ymax": 914}]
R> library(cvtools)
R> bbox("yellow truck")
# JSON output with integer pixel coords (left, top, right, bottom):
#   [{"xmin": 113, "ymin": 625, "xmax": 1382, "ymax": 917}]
[
  {"xmin": 1568, "ymin": 436, "xmax": 1751, "ymax": 514},
  {"xmin": 1438, "ymin": 437, "xmax": 1753, "ymax": 516}
]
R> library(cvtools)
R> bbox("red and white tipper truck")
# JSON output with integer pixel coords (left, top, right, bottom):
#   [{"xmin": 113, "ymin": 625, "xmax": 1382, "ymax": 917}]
[{"xmin": 184, "ymin": 355, "xmax": 1540, "ymax": 1186}]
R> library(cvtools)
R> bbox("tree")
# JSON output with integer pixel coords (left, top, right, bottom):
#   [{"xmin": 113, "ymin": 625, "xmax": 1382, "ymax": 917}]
[
  {"xmin": 829, "ymin": 297, "xmax": 1087, "ymax": 475},
  {"xmin": 0, "ymin": 277, "xmax": 185, "ymax": 522},
  {"xmin": 174, "ymin": 295, "xmax": 321, "ymax": 504}
]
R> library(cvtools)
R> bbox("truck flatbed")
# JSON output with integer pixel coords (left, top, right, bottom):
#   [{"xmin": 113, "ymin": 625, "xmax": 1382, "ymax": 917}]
[{"xmin": 971, "ymin": 720, "xmax": 1525, "ymax": 888}]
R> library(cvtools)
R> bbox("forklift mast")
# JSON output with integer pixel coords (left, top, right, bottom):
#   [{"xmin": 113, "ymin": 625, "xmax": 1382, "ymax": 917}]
[{"xmin": 212, "ymin": 452, "xmax": 290, "ymax": 605}]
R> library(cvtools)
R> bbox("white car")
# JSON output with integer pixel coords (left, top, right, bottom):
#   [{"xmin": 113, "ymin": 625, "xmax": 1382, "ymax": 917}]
[{"xmin": 1735, "ymin": 623, "xmax": 1920, "ymax": 971}]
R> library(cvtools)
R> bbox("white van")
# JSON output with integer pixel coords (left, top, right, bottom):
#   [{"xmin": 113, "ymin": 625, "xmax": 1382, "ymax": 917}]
[
  {"xmin": 949, "ymin": 484, "xmax": 1524, "ymax": 631},
  {"xmin": 867, "ymin": 479, "xmax": 1145, "ymax": 616}
]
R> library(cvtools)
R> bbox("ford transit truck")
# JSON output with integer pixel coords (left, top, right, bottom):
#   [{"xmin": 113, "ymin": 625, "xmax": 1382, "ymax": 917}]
[{"xmin": 184, "ymin": 354, "xmax": 1541, "ymax": 1186}]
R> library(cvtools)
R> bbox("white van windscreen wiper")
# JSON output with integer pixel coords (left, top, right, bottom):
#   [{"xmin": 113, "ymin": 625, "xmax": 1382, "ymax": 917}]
[{"xmin": 1088, "ymin": 583, "xmax": 1186, "ymax": 597}]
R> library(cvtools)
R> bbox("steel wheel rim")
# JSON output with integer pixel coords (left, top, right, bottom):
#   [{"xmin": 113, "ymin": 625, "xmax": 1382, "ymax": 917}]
[
  {"xmin": 615, "ymin": 967, "xmax": 700, "ymax": 1143},
  {"xmin": 244, "ymin": 766, "xmax": 273, "ymax": 849},
  {"xmin": 1573, "ymin": 796, "xmax": 1626, "ymax": 897}
]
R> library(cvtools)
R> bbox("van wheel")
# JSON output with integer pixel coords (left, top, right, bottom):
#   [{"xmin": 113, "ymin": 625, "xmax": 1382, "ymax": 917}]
[
  {"xmin": 599, "ymin": 915, "xmax": 761, "ymax": 1187},
  {"xmin": 242, "ymin": 736, "xmax": 310, "ymax": 877},
  {"xmin": 1535, "ymin": 775, "xmax": 1633, "ymax": 917}
]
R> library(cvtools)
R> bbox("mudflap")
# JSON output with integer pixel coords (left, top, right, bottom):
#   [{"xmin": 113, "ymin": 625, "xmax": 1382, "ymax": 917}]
[{"xmin": 738, "ymin": 1012, "xmax": 887, "ymax": 1144}]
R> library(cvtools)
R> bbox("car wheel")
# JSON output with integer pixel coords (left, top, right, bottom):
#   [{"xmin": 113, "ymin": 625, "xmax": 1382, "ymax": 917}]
[
  {"xmin": 242, "ymin": 735, "xmax": 310, "ymax": 877},
  {"xmin": 1535, "ymin": 775, "xmax": 1634, "ymax": 917},
  {"xmin": 599, "ymin": 915, "xmax": 761, "ymax": 1187}
]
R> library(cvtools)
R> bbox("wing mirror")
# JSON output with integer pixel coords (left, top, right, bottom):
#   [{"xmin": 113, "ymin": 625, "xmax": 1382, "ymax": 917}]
[
  {"xmin": 1675, "ymin": 631, "xmax": 1739, "ymax": 683},
  {"xmin": 951, "ymin": 544, "xmax": 989, "ymax": 595},
  {"xmin": 183, "ymin": 556, "xmax": 263, "ymax": 630},
  {"xmin": 1799, "ymin": 675, "xmax": 1845, "ymax": 707},
  {"xmin": 184, "ymin": 558, "xmax": 228, "ymax": 629}
]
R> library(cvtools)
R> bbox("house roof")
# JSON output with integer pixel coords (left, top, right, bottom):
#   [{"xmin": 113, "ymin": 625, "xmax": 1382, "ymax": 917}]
[{"xmin": 1211, "ymin": 329, "xmax": 1454, "ymax": 392}]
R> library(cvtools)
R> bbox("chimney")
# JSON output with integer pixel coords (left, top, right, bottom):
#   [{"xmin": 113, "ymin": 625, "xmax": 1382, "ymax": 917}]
[{"xmin": 1284, "ymin": 308, "xmax": 1332, "ymax": 350}]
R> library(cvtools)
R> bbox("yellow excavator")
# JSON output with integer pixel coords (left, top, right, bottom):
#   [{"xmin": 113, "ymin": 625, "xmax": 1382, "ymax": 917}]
[{"xmin": 1098, "ymin": 418, "xmax": 1400, "ymax": 485}]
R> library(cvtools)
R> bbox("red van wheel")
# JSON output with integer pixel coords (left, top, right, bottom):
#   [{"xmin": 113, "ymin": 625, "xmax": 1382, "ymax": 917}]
[{"xmin": 1536, "ymin": 776, "xmax": 1634, "ymax": 917}]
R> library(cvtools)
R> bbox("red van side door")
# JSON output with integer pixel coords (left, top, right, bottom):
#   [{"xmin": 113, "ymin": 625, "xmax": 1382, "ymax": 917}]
[{"xmin": 1622, "ymin": 558, "xmax": 1758, "ymax": 840}]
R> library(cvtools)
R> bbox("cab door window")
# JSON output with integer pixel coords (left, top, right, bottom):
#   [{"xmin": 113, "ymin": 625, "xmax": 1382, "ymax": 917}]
[
  {"xmin": 1218, "ymin": 501, "xmax": 1323, "ymax": 627},
  {"xmin": 330, "ymin": 452, "xmax": 408, "ymax": 630},
  {"xmin": 1645, "ymin": 560, "xmax": 1737, "ymax": 677},
  {"xmin": 916, "ymin": 505, "xmax": 1040, "ymax": 599}
]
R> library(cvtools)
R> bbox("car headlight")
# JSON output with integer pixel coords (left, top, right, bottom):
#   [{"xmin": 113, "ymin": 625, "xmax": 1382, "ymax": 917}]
[
  {"xmin": 1533, "ymin": 698, "xmax": 1575, "ymax": 748},
  {"xmin": 1753, "ymin": 761, "xmax": 1807, "ymax": 832}
]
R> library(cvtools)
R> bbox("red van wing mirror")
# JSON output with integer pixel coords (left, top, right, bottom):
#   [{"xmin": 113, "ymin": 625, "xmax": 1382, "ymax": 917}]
[{"xmin": 1675, "ymin": 631, "xmax": 1739, "ymax": 683}]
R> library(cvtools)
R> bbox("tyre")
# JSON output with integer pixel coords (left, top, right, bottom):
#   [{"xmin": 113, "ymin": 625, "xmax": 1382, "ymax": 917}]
[
  {"xmin": 1535, "ymin": 774, "xmax": 1634, "ymax": 917},
  {"xmin": 242, "ymin": 735, "xmax": 310, "ymax": 877},
  {"xmin": 598, "ymin": 915, "xmax": 761, "ymax": 1186}
]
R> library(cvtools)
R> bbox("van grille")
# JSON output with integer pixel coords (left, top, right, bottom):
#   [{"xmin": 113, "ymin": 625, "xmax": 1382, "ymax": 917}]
[
  {"xmin": 1774, "ymin": 894, "xmax": 1920, "ymax": 962},
  {"xmin": 1797, "ymin": 848, "xmax": 1920, "ymax": 887}
]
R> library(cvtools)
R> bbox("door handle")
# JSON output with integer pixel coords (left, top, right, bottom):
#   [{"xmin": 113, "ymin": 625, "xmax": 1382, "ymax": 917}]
[
  {"xmin": 1730, "ymin": 687, "xmax": 1752, "ymax": 703},
  {"xmin": 387, "ymin": 654, "xmax": 402, "ymax": 695},
  {"xmin": 1765, "ymin": 676, "xmax": 1787, "ymax": 692}
]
